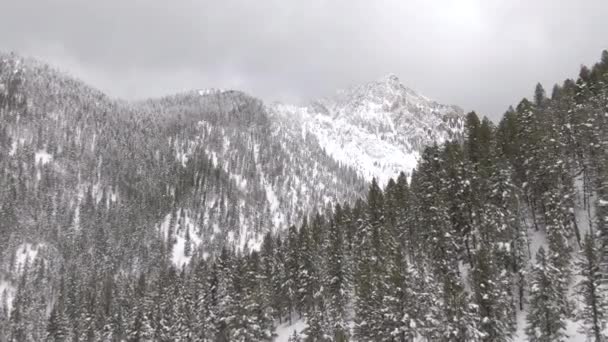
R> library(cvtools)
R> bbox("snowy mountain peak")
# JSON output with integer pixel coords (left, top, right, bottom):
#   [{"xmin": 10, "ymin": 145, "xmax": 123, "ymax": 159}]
[
  {"xmin": 381, "ymin": 73, "xmax": 416, "ymax": 95},
  {"xmin": 385, "ymin": 72, "xmax": 400, "ymax": 84},
  {"xmin": 326, "ymin": 73, "xmax": 457, "ymax": 122},
  {"xmin": 374, "ymin": 73, "xmax": 403, "ymax": 92},
  {"xmin": 271, "ymin": 76, "xmax": 465, "ymax": 185}
]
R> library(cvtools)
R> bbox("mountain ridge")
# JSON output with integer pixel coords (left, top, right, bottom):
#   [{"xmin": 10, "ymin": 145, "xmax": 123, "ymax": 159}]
[{"xmin": 0, "ymin": 51, "xmax": 464, "ymax": 260}]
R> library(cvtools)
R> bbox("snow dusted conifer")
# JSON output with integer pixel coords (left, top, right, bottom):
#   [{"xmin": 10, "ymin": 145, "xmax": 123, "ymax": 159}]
[
  {"xmin": 284, "ymin": 224, "xmax": 300, "ymax": 323},
  {"xmin": 322, "ymin": 205, "xmax": 350, "ymax": 341},
  {"xmin": 184, "ymin": 227, "xmax": 192, "ymax": 257},
  {"xmin": 470, "ymin": 238, "xmax": 514, "ymax": 341},
  {"xmin": 288, "ymin": 329, "xmax": 302, "ymax": 342},
  {"xmin": 575, "ymin": 234, "xmax": 608, "ymax": 341},
  {"xmin": 526, "ymin": 247, "xmax": 568, "ymax": 342},
  {"xmin": 259, "ymin": 232, "xmax": 280, "ymax": 322},
  {"xmin": 353, "ymin": 178, "xmax": 388, "ymax": 340},
  {"xmin": 296, "ymin": 220, "xmax": 317, "ymax": 317},
  {"xmin": 46, "ymin": 305, "xmax": 69, "ymax": 342}
]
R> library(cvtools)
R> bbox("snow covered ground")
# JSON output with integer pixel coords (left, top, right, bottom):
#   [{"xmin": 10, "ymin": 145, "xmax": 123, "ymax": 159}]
[{"xmin": 274, "ymin": 319, "xmax": 306, "ymax": 341}]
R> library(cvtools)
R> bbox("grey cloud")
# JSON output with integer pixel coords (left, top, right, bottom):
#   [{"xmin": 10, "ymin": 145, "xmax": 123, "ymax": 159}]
[{"xmin": 0, "ymin": 0, "xmax": 606, "ymax": 120}]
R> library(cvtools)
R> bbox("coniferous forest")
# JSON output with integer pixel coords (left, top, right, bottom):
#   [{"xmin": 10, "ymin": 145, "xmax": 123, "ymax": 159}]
[{"xmin": 0, "ymin": 49, "xmax": 608, "ymax": 341}]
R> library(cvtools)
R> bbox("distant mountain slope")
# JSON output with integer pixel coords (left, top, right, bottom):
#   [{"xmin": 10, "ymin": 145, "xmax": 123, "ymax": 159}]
[
  {"xmin": 137, "ymin": 89, "xmax": 366, "ymax": 260},
  {"xmin": 0, "ymin": 53, "xmax": 463, "ymax": 273}
]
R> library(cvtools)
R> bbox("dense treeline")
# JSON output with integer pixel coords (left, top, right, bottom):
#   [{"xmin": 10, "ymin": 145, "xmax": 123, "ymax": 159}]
[{"xmin": 1, "ymin": 50, "xmax": 608, "ymax": 341}]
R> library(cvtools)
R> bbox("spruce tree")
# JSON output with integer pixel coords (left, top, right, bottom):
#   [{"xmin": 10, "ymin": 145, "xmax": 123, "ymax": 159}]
[
  {"xmin": 526, "ymin": 247, "xmax": 568, "ymax": 342},
  {"xmin": 353, "ymin": 179, "xmax": 387, "ymax": 341},
  {"xmin": 272, "ymin": 238, "xmax": 289, "ymax": 324},
  {"xmin": 46, "ymin": 305, "xmax": 69, "ymax": 342},
  {"xmin": 284, "ymin": 225, "xmax": 300, "ymax": 323},
  {"xmin": 575, "ymin": 234, "xmax": 608, "ymax": 341},
  {"xmin": 184, "ymin": 228, "xmax": 192, "ymax": 257},
  {"xmin": 288, "ymin": 329, "xmax": 302, "ymax": 342},
  {"xmin": 260, "ymin": 232, "xmax": 280, "ymax": 322},
  {"xmin": 322, "ymin": 205, "xmax": 349, "ymax": 341},
  {"xmin": 212, "ymin": 247, "xmax": 237, "ymax": 342},
  {"xmin": 296, "ymin": 220, "xmax": 316, "ymax": 317},
  {"xmin": 470, "ymin": 240, "xmax": 514, "ymax": 341},
  {"xmin": 194, "ymin": 259, "xmax": 219, "ymax": 341},
  {"xmin": 241, "ymin": 252, "xmax": 274, "ymax": 341},
  {"xmin": 381, "ymin": 252, "xmax": 418, "ymax": 341}
]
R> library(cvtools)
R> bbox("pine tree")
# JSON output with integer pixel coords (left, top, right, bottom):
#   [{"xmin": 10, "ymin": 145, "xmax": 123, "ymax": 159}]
[
  {"xmin": 488, "ymin": 160, "xmax": 528, "ymax": 311},
  {"xmin": 288, "ymin": 329, "xmax": 302, "ymax": 342},
  {"xmin": 414, "ymin": 265, "xmax": 443, "ymax": 340},
  {"xmin": 10, "ymin": 261, "xmax": 30, "ymax": 342},
  {"xmin": 353, "ymin": 213, "xmax": 376, "ymax": 340},
  {"xmin": 322, "ymin": 205, "xmax": 349, "ymax": 341},
  {"xmin": 272, "ymin": 238, "xmax": 289, "ymax": 324},
  {"xmin": 470, "ymin": 240, "xmax": 514, "ymax": 341},
  {"xmin": 575, "ymin": 234, "xmax": 608, "ymax": 341},
  {"xmin": 172, "ymin": 270, "xmax": 195, "ymax": 340},
  {"xmin": 193, "ymin": 259, "xmax": 219, "ymax": 341},
  {"xmin": 381, "ymin": 252, "xmax": 418, "ymax": 341},
  {"xmin": 184, "ymin": 228, "xmax": 192, "ymax": 257},
  {"xmin": 534, "ymin": 83, "xmax": 547, "ymax": 108},
  {"xmin": 297, "ymin": 221, "xmax": 316, "ymax": 316},
  {"xmin": 284, "ymin": 225, "xmax": 300, "ymax": 323},
  {"xmin": 46, "ymin": 306, "xmax": 69, "ymax": 342},
  {"xmin": 214, "ymin": 247, "xmax": 236, "ymax": 342},
  {"xmin": 240, "ymin": 252, "xmax": 274, "ymax": 341},
  {"xmin": 125, "ymin": 273, "xmax": 154, "ymax": 341},
  {"xmin": 46, "ymin": 277, "xmax": 70, "ymax": 342},
  {"xmin": 526, "ymin": 247, "xmax": 568, "ymax": 342},
  {"xmin": 0, "ymin": 289, "xmax": 9, "ymax": 342},
  {"xmin": 353, "ymin": 179, "xmax": 388, "ymax": 341},
  {"xmin": 260, "ymin": 232, "xmax": 280, "ymax": 322},
  {"xmin": 442, "ymin": 141, "xmax": 475, "ymax": 264},
  {"xmin": 303, "ymin": 304, "xmax": 328, "ymax": 342}
]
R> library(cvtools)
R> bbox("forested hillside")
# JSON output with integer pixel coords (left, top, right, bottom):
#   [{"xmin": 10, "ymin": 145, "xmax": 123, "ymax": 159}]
[
  {"xmin": 0, "ymin": 50, "xmax": 607, "ymax": 341},
  {"xmin": 0, "ymin": 53, "xmax": 367, "ymax": 341}
]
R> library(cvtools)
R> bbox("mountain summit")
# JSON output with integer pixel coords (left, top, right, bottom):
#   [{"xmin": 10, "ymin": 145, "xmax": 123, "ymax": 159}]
[{"xmin": 271, "ymin": 74, "xmax": 465, "ymax": 184}]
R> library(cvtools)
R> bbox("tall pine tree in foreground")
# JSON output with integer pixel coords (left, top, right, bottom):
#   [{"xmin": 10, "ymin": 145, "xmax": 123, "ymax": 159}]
[
  {"xmin": 575, "ymin": 234, "xmax": 608, "ymax": 342},
  {"xmin": 470, "ymin": 239, "xmax": 514, "ymax": 341},
  {"xmin": 526, "ymin": 247, "xmax": 568, "ymax": 342},
  {"xmin": 322, "ymin": 205, "xmax": 350, "ymax": 342}
]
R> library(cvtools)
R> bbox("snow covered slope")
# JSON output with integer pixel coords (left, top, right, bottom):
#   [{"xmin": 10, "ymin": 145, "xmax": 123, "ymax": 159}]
[
  {"xmin": 271, "ymin": 74, "xmax": 464, "ymax": 184},
  {"xmin": 141, "ymin": 90, "xmax": 367, "ymax": 261},
  {"xmin": 151, "ymin": 75, "xmax": 465, "ymax": 260}
]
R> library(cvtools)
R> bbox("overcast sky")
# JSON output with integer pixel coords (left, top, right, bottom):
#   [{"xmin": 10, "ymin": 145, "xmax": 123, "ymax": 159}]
[{"xmin": 1, "ymin": 0, "xmax": 607, "ymax": 120}]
